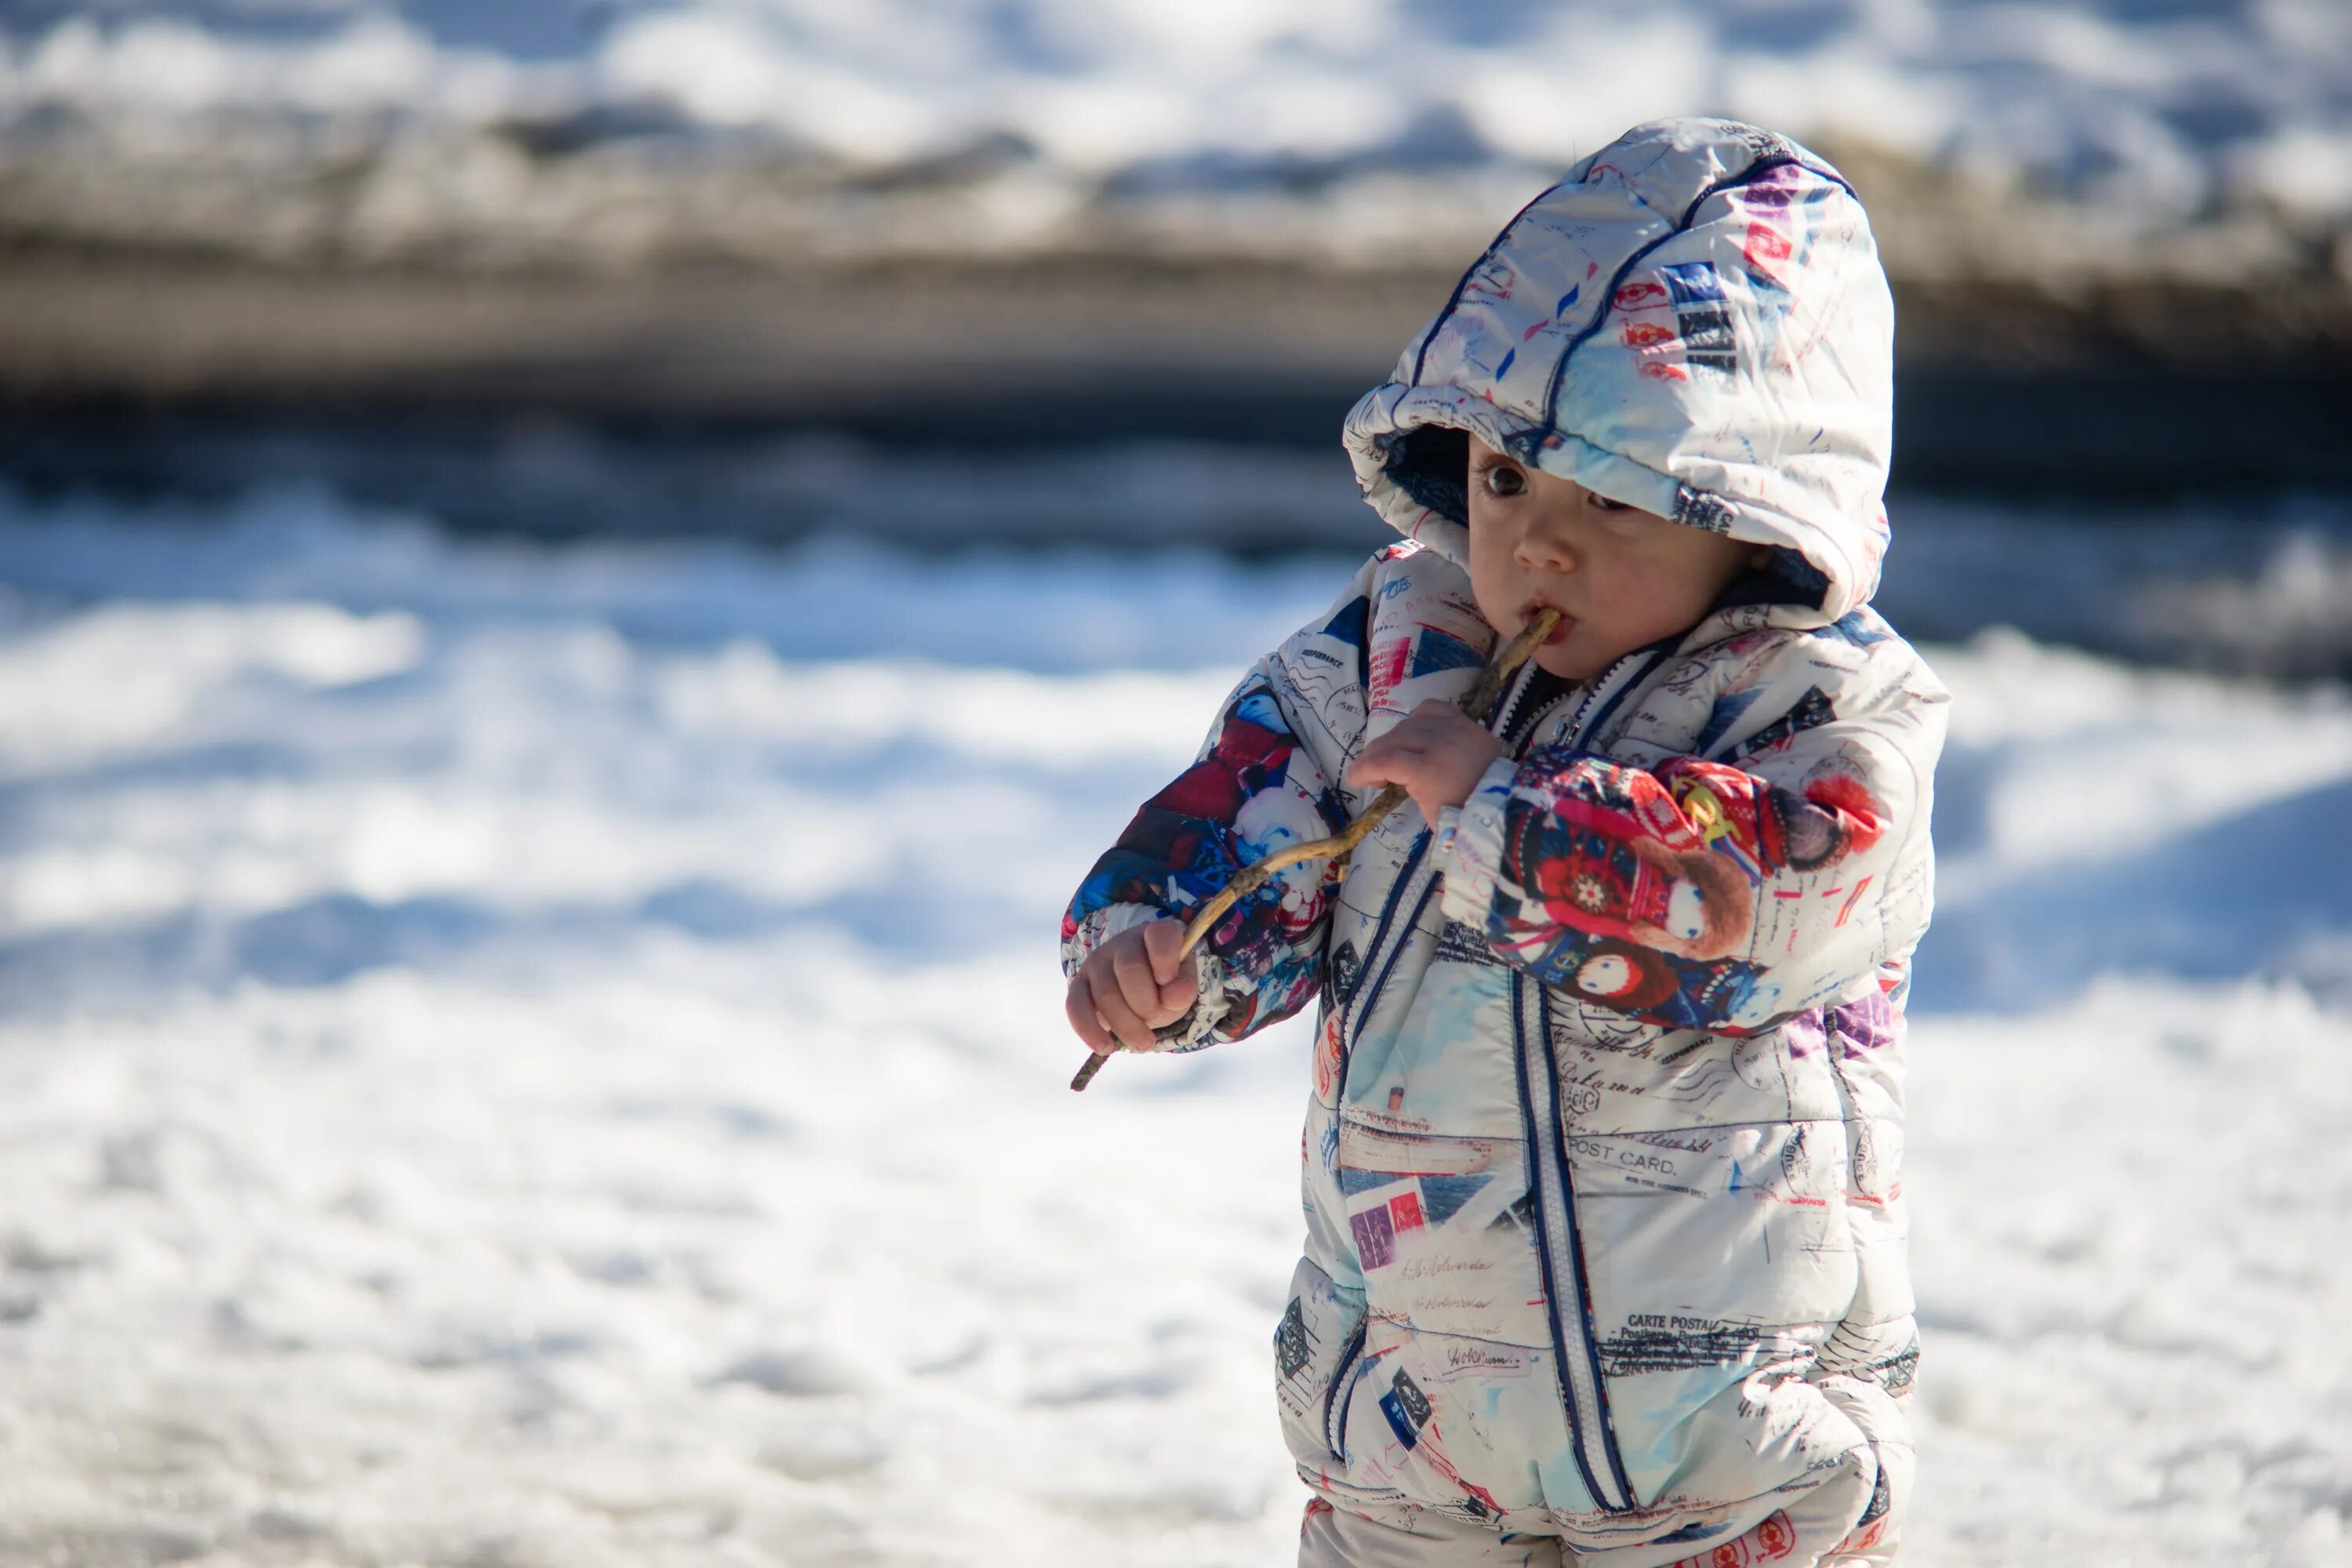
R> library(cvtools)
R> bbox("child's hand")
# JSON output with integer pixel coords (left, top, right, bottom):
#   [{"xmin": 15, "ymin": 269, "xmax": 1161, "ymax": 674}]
[
  {"xmin": 1348, "ymin": 699, "xmax": 1505, "ymax": 828},
  {"xmin": 1065, "ymin": 916, "xmax": 1200, "ymax": 1055}
]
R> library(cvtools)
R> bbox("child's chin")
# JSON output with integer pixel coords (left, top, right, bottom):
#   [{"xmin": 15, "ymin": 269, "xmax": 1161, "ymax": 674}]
[{"xmin": 1534, "ymin": 643, "xmax": 1605, "ymax": 681}]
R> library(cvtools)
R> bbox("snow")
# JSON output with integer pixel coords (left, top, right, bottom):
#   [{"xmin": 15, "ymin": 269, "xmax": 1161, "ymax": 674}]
[
  {"xmin": 1, "ymin": 485, "xmax": 2348, "ymax": 1566},
  {"xmin": 1907, "ymin": 978, "xmax": 2352, "ymax": 1568},
  {"xmin": 4, "ymin": 0, "xmax": 2350, "ymax": 225}
]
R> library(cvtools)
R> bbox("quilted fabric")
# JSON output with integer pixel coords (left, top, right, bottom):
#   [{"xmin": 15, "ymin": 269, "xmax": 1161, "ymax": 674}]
[{"xmin": 1065, "ymin": 119, "xmax": 1947, "ymax": 1566}]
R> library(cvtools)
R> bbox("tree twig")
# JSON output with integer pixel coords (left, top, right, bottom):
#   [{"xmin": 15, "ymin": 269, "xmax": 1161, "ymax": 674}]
[{"xmin": 1070, "ymin": 608, "xmax": 1559, "ymax": 1092}]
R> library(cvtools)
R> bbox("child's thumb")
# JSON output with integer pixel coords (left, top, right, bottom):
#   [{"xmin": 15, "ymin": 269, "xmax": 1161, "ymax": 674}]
[{"xmin": 1145, "ymin": 917, "xmax": 1185, "ymax": 983}]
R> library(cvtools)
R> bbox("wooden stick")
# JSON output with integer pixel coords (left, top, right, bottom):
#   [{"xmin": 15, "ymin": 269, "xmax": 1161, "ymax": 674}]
[{"xmin": 1070, "ymin": 608, "xmax": 1559, "ymax": 1092}]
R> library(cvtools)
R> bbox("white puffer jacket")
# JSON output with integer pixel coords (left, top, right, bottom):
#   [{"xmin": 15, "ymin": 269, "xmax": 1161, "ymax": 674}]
[{"xmin": 1064, "ymin": 118, "xmax": 1947, "ymax": 1566}]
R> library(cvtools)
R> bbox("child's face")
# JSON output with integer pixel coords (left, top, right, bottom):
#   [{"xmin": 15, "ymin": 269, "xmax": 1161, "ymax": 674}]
[{"xmin": 1465, "ymin": 437, "xmax": 1759, "ymax": 681}]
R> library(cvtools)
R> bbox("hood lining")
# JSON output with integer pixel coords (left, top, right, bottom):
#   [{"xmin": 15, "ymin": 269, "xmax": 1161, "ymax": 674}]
[{"xmin": 1381, "ymin": 426, "xmax": 1474, "ymax": 527}]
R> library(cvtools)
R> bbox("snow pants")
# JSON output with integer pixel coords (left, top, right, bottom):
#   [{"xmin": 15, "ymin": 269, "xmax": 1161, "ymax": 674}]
[
  {"xmin": 1297, "ymin": 1360, "xmax": 1911, "ymax": 1566},
  {"xmin": 1298, "ymin": 1499, "xmax": 1566, "ymax": 1568},
  {"xmin": 1298, "ymin": 1486, "xmax": 1905, "ymax": 1567}
]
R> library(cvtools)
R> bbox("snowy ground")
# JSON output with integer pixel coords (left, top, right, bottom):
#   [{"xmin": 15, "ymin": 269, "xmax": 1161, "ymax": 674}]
[
  {"xmin": 1, "ymin": 492, "xmax": 2348, "ymax": 1566},
  {"xmin": 9, "ymin": 0, "xmax": 2349, "ymax": 223},
  {"xmin": 4, "ymin": 2, "xmax": 2347, "ymax": 281}
]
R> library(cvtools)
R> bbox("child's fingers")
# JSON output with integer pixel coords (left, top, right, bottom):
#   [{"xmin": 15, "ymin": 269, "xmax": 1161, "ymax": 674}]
[
  {"xmin": 1141, "ymin": 916, "xmax": 1186, "ymax": 985},
  {"xmin": 1154, "ymin": 971, "xmax": 1196, "ymax": 1023},
  {"xmin": 1110, "ymin": 937, "xmax": 1167, "ymax": 1022},
  {"xmin": 1065, "ymin": 975, "xmax": 1117, "ymax": 1054},
  {"xmin": 1138, "ymin": 920, "xmax": 1198, "ymax": 1024},
  {"xmin": 1149, "ymin": 953, "xmax": 1198, "ymax": 1024},
  {"xmin": 1348, "ymin": 741, "xmax": 1422, "ymax": 791},
  {"xmin": 1089, "ymin": 978, "xmax": 1158, "ymax": 1052},
  {"xmin": 1349, "ymin": 750, "xmax": 1437, "ymax": 824}
]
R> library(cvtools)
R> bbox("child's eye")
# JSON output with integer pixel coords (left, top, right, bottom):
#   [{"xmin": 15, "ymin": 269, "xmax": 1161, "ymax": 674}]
[
  {"xmin": 1479, "ymin": 464, "xmax": 1526, "ymax": 499},
  {"xmin": 1589, "ymin": 492, "xmax": 1652, "ymax": 532}
]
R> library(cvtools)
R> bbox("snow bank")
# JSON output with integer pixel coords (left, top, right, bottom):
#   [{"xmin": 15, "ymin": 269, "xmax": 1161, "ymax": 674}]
[
  {"xmin": 0, "ymin": 487, "xmax": 2347, "ymax": 1564},
  {"xmin": 8, "ymin": 0, "xmax": 2347, "ymax": 218},
  {"xmin": 2, "ymin": 2, "xmax": 2346, "ymax": 274},
  {"xmin": 9, "ymin": 455, "xmax": 2352, "ymax": 677}
]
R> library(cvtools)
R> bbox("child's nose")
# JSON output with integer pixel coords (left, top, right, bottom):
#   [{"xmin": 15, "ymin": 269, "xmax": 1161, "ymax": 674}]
[{"xmin": 1515, "ymin": 531, "xmax": 1577, "ymax": 573}]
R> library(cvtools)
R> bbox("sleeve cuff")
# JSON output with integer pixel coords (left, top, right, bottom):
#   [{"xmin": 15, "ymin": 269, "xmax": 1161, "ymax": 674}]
[
  {"xmin": 1154, "ymin": 947, "xmax": 1235, "ymax": 1052},
  {"xmin": 1438, "ymin": 754, "xmax": 1520, "ymax": 929},
  {"xmin": 1061, "ymin": 902, "xmax": 1165, "ymax": 980}
]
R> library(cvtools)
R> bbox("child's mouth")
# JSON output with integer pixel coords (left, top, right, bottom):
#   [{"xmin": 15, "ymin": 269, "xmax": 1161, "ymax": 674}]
[{"xmin": 1523, "ymin": 605, "xmax": 1573, "ymax": 644}]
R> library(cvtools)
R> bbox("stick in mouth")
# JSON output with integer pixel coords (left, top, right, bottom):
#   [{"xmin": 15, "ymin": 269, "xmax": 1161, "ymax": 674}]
[{"xmin": 1069, "ymin": 607, "xmax": 1560, "ymax": 1092}]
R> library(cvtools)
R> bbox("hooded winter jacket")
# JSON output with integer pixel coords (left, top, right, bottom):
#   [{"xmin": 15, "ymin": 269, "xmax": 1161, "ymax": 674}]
[{"xmin": 1062, "ymin": 119, "xmax": 1947, "ymax": 1566}]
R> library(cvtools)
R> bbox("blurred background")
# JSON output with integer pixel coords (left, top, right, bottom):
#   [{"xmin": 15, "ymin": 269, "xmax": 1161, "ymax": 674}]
[{"xmin": 1, "ymin": 4, "xmax": 2348, "ymax": 1566}]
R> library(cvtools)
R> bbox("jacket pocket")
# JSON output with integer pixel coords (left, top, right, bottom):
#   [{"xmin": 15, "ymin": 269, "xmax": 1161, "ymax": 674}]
[
  {"xmin": 1273, "ymin": 1256, "xmax": 1368, "ymax": 1475},
  {"xmin": 1323, "ymin": 1323, "xmax": 1367, "ymax": 1461}
]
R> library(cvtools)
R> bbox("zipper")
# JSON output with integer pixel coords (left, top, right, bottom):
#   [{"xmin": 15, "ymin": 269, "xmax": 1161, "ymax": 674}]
[
  {"xmin": 1339, "ymin": 835, "xmax": 1433, "ymax": 1056},
  {"xmin": 1326, "ymin": 635, "xmax": 1673, "ymax": 1505},
  {"xmin": 1345, "ymin": 869, "xmax": 1441, "ymax": 1062},
  {"xmin": 1323, "ymin": 1323, "xmax": 1367, "ymax": 1461},
  {"xmin": 1338, "ymin": 641, "xmax": 1671, "ymax": 1074},
  {"xmin": 1559, "ymin": 664, "xmax": 1614, "ymax": 747},
  {"xmin": 1513, "ymin": 973, "xmax": 1635, "ymax": 1511},
  {"xmin": 1501, "ymin": 638, "xmax": 1676, "ymax": 1515},
  {"xmin": 1559, "ymin": 639, "xmax": 1675, "ymax": 751},
  {"xmin": 1334, "ymin": 649, "xmax": 1544, "ymax": 1065},
  {"xmin": 1487, "ymin": 655, "xmax": 1543, "ymax": 745}
]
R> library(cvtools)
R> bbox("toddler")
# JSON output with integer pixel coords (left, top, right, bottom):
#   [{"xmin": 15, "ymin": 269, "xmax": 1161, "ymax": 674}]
[{"xmin": 1062, "ymin": 118, "xmax": 1947, "ymax": 1567}]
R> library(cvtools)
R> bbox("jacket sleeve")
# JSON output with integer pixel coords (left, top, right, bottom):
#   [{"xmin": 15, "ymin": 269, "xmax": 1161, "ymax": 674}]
[
  {"xmin": 1060, "ymin": 567, "xmax": 1378, "ymax": 1051},
  {"xmin": 1436, "ymin": 650, "xmax": 1944, "ymax": 1035}
]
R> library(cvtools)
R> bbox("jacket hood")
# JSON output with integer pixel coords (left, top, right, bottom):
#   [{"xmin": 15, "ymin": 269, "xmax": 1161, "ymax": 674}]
[{"xmin": 1343, "ymin": 118, "xmax": 1895, "ymax": 630}]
